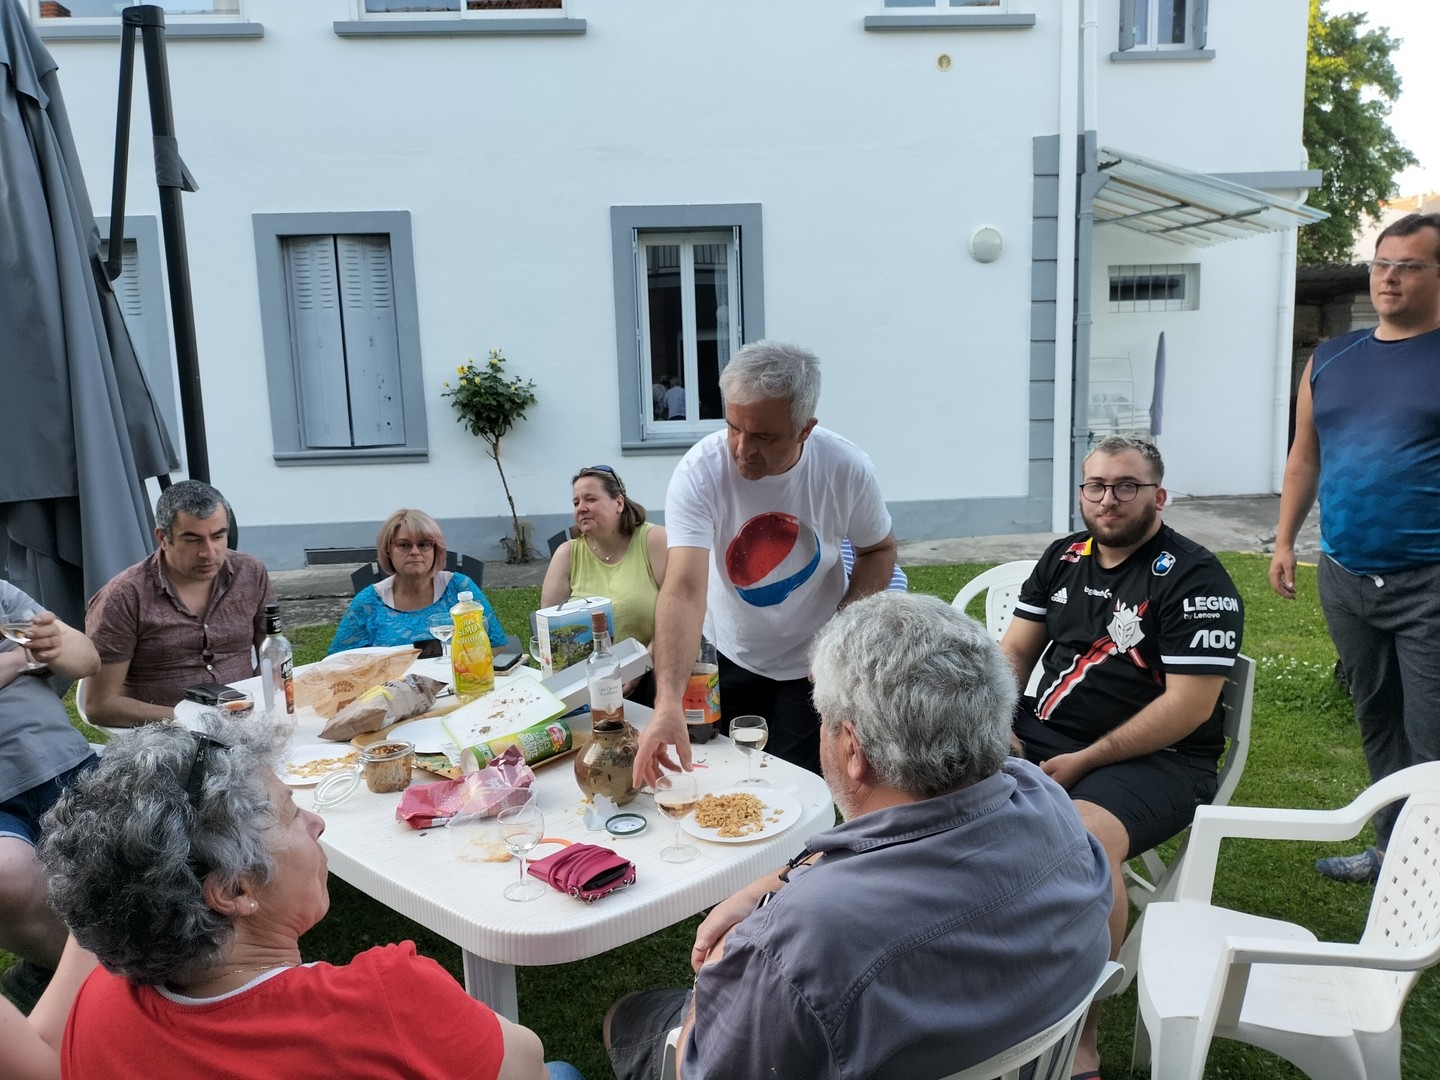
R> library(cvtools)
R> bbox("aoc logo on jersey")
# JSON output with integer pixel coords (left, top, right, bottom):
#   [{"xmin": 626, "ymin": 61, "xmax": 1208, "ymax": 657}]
[{"xmin": 726, "ymin": 512, "xmax": 821, "ymax": 608}]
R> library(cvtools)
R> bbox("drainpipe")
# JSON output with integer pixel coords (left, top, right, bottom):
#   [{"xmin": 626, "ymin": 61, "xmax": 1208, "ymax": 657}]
[
  {"xmin": 1069, "ymin": 0, "xmax": 1101, "ymax": 531},
  {"xmin": 1272, "ymin": 223, "xmax": 1299, "ymax": 491},
  {"xmin": 1052, "ymin": 0, "xmax": 1080, "ymax": 531}
]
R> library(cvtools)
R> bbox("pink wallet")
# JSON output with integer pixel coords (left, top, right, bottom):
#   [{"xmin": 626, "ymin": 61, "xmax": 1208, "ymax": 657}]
[{"xmin": 527, "ymin": 841, "xmax": 636, "ymax": 903}]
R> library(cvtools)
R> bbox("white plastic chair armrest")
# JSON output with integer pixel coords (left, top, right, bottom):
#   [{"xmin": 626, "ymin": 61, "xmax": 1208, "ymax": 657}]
[{"xmin": 1226, "ymin": 935, "xmax": 1440, "ymax": 972}]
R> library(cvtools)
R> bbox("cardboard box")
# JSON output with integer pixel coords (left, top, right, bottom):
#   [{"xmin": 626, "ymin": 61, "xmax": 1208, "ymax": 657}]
[{"xmin": 534, "ymin": 597, "xmax": 614, "ymax": 677}]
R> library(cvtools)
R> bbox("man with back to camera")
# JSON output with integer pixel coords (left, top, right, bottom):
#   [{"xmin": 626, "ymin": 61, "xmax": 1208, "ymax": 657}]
[
  {"xmin": 85, "ymin": 480, "xmax": 274, "ymax": 727},
  {"xmin": 1270, "ymin": 212, "xmax": 1440, "ymax": 884},
  {"xmin": 633, "ymin": 341, "xmax": 896, "ymax": 784},
  {"xmin": 605, "ymin": 592, "xmax": 1112, "ymax": 1080},
  {"xmin": 1001, "ymin": 434, "xmax": 1243, "ymax": 1078},
  {"xmin": 0, "ymin": 580, "xmax": 99, "ymax": 1009}
]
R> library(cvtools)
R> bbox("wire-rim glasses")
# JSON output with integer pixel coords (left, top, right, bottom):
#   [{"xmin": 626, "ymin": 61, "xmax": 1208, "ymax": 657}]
[{"xmin": 1078, "ymin": 481, "xmax": 1158, "ymax": 503}]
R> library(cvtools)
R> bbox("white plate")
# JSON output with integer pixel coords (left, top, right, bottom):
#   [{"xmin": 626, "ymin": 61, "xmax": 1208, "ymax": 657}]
[
  {"xmin": 283, "ymin": 744, "xmax": 360, "ymax": 787},
  {"xmin": 679, "ymin": 787, "xmax": 803, "ymax": 844}
]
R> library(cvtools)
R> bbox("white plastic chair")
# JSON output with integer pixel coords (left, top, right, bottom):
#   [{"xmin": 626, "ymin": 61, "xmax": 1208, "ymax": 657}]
[
  {"xmin": 1116, "ymin": 654, "xmax": 1255, "ymax": 985},
  {"xmin": 661, "ymin": 962, "xmax": 1123, "ymax": 1080},
  {"xmin": 950, "ymin": 560, "xmax": 1036, "ymax": 641},
  {"xmin": 1133, "ymin": 761, "xmax": 1440, "ymax": 1080},
  {"xmin": 952, "ymin": 560, "xmax": 1039, "ymax": 695}
]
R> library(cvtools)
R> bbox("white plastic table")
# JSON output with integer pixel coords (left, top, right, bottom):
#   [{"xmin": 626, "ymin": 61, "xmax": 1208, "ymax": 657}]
[{"xmin": 178, "ymin": 659, "xmax": 836, "ymax": 1022}]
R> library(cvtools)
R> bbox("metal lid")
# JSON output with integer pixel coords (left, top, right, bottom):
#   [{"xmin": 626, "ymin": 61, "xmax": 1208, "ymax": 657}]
[{"xmin": 605, "ymin": 812, "xmax": 647, "ymax": 837}]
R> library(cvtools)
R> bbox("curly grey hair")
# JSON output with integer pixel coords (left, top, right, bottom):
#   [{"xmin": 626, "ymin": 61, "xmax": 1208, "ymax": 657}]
[
  {"xmin": 1085, "ymin": 434, "xmax": 1164, "ymax": 483},
  {"xmin": 155, "ymin": 479, "xmax": 231, "ymax": 542},
  {"xmin": 811, "ymin": 592, "xmax": 1014, "ymax": 798},
  {"xmin": 718, "ymin": 340, "xmax": 822, "ymax": 434},
  {"xmin": 39, "ymin": 718, "xmax": 289, "ymax": 986}
]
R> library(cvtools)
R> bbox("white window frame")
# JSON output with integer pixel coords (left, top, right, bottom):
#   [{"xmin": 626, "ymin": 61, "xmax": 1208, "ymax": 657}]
[
  {"xmin": 636, "ymin": 231, "xmax": 742, "ymax": 440},
  {"xmin": 253, "ymin": 211, "xmax": 429, "ymax": 465},
  {"xmin": 610, "ymin": 204, "xmax": 764, "ymax": 453},
  {"xmin": 1107, "ymin": 264, "xmax": 1200, "ymax": 313},
  {"xmin": 1117, "ymin": 0, "xmax": 1209, "ymax": 54}
]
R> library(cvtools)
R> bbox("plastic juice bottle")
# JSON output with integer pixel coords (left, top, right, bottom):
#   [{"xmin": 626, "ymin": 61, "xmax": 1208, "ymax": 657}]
[
  {"xmin": 683, "ymin": 635, "xmax": 720, "ymax": 743},
  {"xmin": 450, "ymin": 591, "xmax": 494, "ymax": 701}
]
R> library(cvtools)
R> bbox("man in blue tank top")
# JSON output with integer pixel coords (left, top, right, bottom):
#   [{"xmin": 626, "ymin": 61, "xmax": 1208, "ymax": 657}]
[{"xmin": 1271, "ymin": 212, "xmax": 1440, "ymax": 884}]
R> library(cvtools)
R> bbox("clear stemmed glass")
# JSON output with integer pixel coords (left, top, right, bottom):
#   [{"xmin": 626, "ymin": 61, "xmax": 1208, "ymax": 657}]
[
  {"xmin": 730, "ymin": 715, "xmax": 770, "ymax": 786},
  {"xmin": 427, "ymin": 614, "xmax": 454, "ymax": 659},
  {"xmin": 654, "ymin": 773, "xmax": 699, "ymax": 863},
  {"xmin": 496, "ymin": 798, "xmax": 546, "ymax": 902},
  {"xmin": 0, "ymin": 608, "xmax": 44, "ymax": 673}
]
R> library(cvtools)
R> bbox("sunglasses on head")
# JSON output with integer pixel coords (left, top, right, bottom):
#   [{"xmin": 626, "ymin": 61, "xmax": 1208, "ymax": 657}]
[{"xmin": 576, "ymin": 465, "xmax": 625, "ymax": 493}]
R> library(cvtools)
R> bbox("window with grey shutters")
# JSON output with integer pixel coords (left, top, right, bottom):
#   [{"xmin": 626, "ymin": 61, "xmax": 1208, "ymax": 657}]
[
  {"xmin": 283, "ymin": 235, "xmax": 404, "ymax": 449},
  {"xmin": 1117, "ymin": 0, "xmax": 1210, "ymax": 57},
  {"xmin": 254, "ymin": 211, "xmax": 428, "ymax": 464}
]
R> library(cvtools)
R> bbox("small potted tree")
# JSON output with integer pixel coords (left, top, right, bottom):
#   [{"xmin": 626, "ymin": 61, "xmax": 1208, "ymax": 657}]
[{"xmin": 442, "ymin": 348, "xmax": 538, "ymax": 562}]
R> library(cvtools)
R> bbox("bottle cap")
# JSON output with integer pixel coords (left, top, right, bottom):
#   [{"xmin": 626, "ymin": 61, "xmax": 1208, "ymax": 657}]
[{"xmin": 457, "ymin": 591, "xmax": 473, "ymax": 602}]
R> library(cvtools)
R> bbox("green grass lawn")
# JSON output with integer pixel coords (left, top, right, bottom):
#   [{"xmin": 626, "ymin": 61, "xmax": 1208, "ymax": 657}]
[{"xmin": 13, "ymin": 556, "xmax": 1440, "ymax": 1078}]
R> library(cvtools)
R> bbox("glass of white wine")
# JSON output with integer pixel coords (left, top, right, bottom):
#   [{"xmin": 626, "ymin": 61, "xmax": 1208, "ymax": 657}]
[
  {"xmin": 655, "ymin": 772, "xmax": 699, "ymax": 863},
  {"xmin": 730, "ymin": 715, "xmax": 769, "ymax": 786},
  {"xmin": 0, "ymin": 608, "xmax": 43, "ymax": 673},
  {"xmin": 427, "ymin": 614, "xmax": 454, "ymax": 659},
  {"xmin": 495, "ymin": 797, "xmax": 546, "ymax": 902}
]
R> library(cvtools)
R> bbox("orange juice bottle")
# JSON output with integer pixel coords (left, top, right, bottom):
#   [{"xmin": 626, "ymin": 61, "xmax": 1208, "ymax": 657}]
[{"xmin": 450, "ymin": 591, "xmax": 494, "ymax": 701}]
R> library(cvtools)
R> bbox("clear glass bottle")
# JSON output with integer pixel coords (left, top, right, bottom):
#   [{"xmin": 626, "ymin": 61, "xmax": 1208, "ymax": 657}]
[
  {"xmin": 258, "ymin": 603, "xmax": 294, "ymax": 720},
  {"xmin": 575, "ymin": 611, "xmax": 638, "ymax": 805},
  {"xmin": 450, "ymin": 591, "xmax": 494, "ymax": 701}
]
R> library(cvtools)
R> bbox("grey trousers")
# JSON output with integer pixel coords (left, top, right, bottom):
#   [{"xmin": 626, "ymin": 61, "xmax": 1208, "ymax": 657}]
[{"xmin": 1318, "ymin": 554, "xmax": 1440, "ymax": 847}]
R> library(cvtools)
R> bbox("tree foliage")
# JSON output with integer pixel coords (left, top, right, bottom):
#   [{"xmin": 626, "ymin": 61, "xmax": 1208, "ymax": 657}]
[{"xmin": 1300, "ymin": 0, "xmax": 1417, "ymax": 264}]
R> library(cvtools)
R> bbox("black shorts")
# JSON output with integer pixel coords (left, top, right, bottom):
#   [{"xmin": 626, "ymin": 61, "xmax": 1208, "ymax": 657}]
[
  {"xmin": 1016, "ymin": 717, "xmax": 1217, "ymax": 859},
  {"xmin": 0, "ymin": 755, "xmax": 98, "ymax": 845}
]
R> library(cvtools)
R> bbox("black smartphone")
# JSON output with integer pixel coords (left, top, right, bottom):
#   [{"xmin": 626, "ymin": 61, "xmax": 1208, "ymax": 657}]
[
  {"xmin": 183, "ymin": 683, "xmax": 232, "ymax": 707},
  {"xmin": 493, "ymin": 649, "xmax": 524, "ymax": 672},
  {"xmin": 412, "ymin": 638, "xmax": 443, "ymax": 660}
]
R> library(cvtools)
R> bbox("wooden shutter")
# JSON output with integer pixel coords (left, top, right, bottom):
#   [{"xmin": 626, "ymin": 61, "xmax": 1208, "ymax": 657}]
[
  {"xmin": 1190, "ymin": 0, "xmax": 1207, "ymax": 50},
  {"xmin": 284, "ymin": 235, "xmax": 352, "ymax": 448},
  {"xmin": 337, "ymin": 234, "xmax": 404, "ymax": 447}
]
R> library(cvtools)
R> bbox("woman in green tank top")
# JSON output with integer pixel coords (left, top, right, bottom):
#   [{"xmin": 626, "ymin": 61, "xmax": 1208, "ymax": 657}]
[{"xmin": 541, "ymin": 466, "xmax": 669, "ymax": 647}]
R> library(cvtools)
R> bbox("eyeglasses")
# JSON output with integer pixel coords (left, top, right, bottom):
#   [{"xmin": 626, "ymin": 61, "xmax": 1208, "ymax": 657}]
[
  {"xmin": 390, "ymin": 539, "xmax": 435, "ymax": 553},
  {"xmin": 1079, "ymin": 481, "xmax": 1159, "ymax": 503},
  {"xmin": 200, "ymin": 623, "xmax": 214, "ymax": 671},
  {"xmin": 1368, "ymin": 259, "xmax": 1440, "ymax": 276},
  {"xmin": 183, "ymin": 732, "xmax": 231, "ymax": 812}
]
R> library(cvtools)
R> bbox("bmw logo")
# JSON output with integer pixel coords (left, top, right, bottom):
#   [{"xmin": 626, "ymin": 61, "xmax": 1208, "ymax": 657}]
[{"xmin": 726, "ymin": 512, "xmax": 822, "ymax": 607}]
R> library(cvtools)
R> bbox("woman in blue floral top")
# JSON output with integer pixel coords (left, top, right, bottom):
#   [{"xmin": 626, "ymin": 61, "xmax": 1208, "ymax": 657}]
[{"xmin": 327, "ymin": 509, "xmax": 506, "ymax": 654}]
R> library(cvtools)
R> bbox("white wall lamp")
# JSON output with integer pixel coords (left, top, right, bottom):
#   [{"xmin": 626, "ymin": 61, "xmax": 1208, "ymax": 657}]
[{"xmin": 969, "ymin": 226, "xmax": 1004, "ymax": 263}]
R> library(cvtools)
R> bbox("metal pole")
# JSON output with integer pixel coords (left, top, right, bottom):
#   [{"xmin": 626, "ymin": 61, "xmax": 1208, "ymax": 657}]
[
  {"xmin": 125, "ymin": 4, "xmax": 209, "ymax": 482},
  {"xmin": 103, "ymin": 17, "xmax": 136, "ymax": 283}
]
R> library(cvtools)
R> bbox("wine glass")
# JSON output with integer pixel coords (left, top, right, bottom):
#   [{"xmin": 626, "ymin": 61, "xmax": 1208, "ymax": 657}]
[
  {"xmin": 654, "ymin": 772, "xmax": 699, "ymax": 863},
  {"xmin": 730, "ymin": 715, "xmax": 770, "ymax": 786},
  {"xmin": 495, "ymin": 798, "xmax": 546, "ymax": 902},
  {"xmin": 427, "ymin": 614, "xmax": 454, "ymax": 659},
  {"xmin": 0, "ymin": 608, "xmax": 44, "ymax": 673}
]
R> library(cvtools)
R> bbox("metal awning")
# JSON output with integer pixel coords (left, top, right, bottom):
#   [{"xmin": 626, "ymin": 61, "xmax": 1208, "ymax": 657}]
[{"xmin": 1094, "ymin": 147, "xmax": 1326, "ymax": 248}]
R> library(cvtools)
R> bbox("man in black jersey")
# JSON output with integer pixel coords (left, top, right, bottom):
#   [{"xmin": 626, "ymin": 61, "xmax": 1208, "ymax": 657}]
[{"xmin": 1000, "ymin": 435, "xmax": 1243, "ymax": 1077}]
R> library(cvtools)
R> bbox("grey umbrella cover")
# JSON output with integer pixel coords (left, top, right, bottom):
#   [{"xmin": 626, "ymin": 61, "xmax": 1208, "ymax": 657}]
[{"xmin": 0, "ymin": 0, "xmax": 177, "ymax": 628}]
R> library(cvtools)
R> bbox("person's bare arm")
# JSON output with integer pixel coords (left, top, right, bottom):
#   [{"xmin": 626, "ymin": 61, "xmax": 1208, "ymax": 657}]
[
  {"xmin": 83, "ymin": 661, "xmax": 175, "ymax": 728},
  {"xmin": 839, "ymin": 532, "xmax": 897, "ymax": 607},
  {"xmin": 634, "ymin": 547, "xmax": 709, "ymax": 786},
  {"xmin": 646, "ymin": 525, "xmax": 670, "ymax": 591},
  {"xmin": 1269, "ymin": 357, "xmax": 1319, "ymax": 600},
  {"xmin": 1036, "ymin": 673, "xmax": 1227, "ymax": 790},
  {"xmin": 999, "ymin": 617, "xmax": 1048, "ymax": 691},
  {"xmin": 493, "ymin": 1015, "xmax": 549, "ymax": 1080},
  {"xmin": 1, "ymin": 936, "xmax": 99, "ymax": 1080},
  {"xmin": 539, "ymin": 541, "xmax": 573, "ymax": 609}
]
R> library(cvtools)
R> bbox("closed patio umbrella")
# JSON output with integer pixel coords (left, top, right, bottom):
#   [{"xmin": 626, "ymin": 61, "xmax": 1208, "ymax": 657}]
[
  {"xmin": 1149, "ymin": 330, "xmax": 1166, "ymax": 437},
  {"xmin": 0, "ymin": 0, "xmax": 177, "ymax": 629}
]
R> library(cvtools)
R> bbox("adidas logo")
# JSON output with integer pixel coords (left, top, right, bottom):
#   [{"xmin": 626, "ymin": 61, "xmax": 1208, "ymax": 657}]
[{"xmin": 1051, "ymin": 588, "xmax": 1068, "ymax": 604}]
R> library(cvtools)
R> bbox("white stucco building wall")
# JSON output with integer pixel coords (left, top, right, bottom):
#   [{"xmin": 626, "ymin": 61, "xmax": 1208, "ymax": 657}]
[{"xmin": 32, "ymin": 0, "xmax": 1317, "ymax": 566}]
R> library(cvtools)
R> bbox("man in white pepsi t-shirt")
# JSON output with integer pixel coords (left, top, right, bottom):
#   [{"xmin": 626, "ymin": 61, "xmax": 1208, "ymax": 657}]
[{"xmin": 634, "ymin": 342, "xmax": 895, "ymax": 784}]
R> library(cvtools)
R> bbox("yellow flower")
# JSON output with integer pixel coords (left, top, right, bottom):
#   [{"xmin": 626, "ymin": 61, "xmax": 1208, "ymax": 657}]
[{"xmin": 457, "ymin": 365, "xmax": 467, "ymax": 375}]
